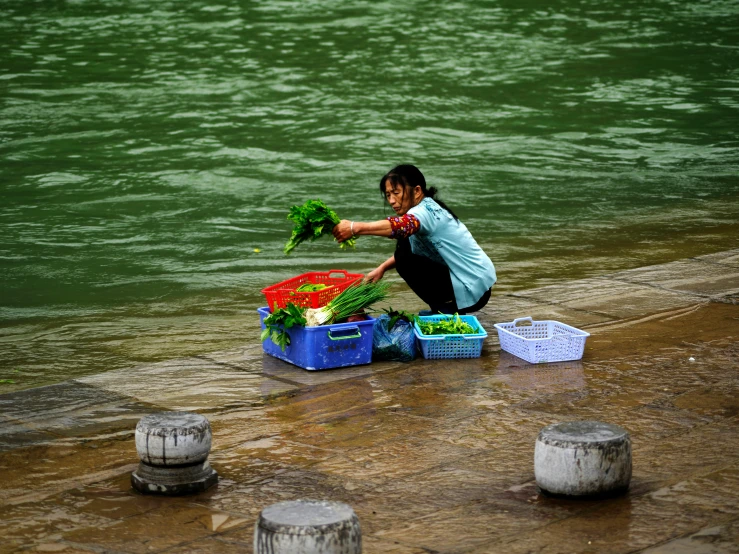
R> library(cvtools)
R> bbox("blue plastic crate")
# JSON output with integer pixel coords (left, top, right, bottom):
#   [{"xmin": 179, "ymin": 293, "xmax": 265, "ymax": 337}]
[
  {"xmin": 258, "ymin": 307, "xmax": 375, "ymax": 370},
  {"xmin": 413, "ymin": 314, "xmax": 487, "ymax": 359}
]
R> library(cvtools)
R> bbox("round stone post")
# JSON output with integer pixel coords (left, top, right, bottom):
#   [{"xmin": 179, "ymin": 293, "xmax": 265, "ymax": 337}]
[
  {"xmin": 131, "ymin": 411, "xmax": 218, "ymax": 495},
  {"xmin": 254, "ymin": 500, "xmax": 362, "ymax": 554},
  {"xmin": 535, "ymin": 420, "xmax": 631, "ymax": 497}
]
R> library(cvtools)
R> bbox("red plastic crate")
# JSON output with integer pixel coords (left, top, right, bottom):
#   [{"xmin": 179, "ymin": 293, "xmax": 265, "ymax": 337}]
[{"xmin": 261, "ymin": 269, "xmax": 363, "ymax": 311}]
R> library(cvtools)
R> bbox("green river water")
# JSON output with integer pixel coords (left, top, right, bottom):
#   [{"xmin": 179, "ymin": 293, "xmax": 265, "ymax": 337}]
[{"xmin": 1, "ymin": 0, "xmax": 738, "ymax": 390}]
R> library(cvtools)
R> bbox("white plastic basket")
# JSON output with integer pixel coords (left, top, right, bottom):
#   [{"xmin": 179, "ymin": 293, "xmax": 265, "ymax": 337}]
[{"xmin": 493, "ymin": 317, "xmax": 590, "ymax": 364}]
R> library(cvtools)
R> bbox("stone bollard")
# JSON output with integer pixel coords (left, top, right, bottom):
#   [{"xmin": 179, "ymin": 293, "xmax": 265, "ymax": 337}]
[
  {"xmin": 535, "ymin": 420, "xmax": 631, "ymax": 497},
  {"xmin": 131, "ymin": 411, "xmax": 218, "ymax": 495},
  {"xmin": 254, "ymin": 500, "xmax": 362, "ymax": 554}
]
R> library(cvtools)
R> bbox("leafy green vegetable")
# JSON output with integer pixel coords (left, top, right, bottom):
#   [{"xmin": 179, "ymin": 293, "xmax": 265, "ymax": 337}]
[
  {"xmin": 261, "ymin": 303, "xmax": 307, "ymax": 351},
  {"xmin": 305, "ymin": 281, "xmax": 389, "ymax": 326},
  {"xmin": 381, "ymin": 307, "xmax": 418, "ymax": 331},
  {"xmin": 417, "ymin": 313, "xmax": 478, "ymax": 336},
  {"xmin": 295, "ymin": 283, "xmax": 330, "ymax": 292},
  {"xmin": 284, "ymin": 199, "xmax": 356, "ymax": 255}
]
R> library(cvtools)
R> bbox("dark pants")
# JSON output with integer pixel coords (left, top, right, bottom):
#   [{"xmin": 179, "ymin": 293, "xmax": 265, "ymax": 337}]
[{"xmin": 394, "ymin": 238, "xmax": 491, "ymax": 315}]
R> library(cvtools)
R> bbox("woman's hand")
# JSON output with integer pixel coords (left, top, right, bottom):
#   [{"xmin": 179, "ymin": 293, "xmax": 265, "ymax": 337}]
[
  {"xmin": 365, "ymin": 266, "xmax": 385, "ymax": 283},
  {"xmin": 365, "ymin": 256, "xmax": 395, "ymax": 283},
  {"xmin": 332, "ymin": 219, "xmax": 354, "ymax": 243}
]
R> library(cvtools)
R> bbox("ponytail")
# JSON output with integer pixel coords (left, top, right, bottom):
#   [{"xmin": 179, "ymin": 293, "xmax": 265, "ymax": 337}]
[{"xmin": 421, "ymin": 186, "xmax": 459, "ymax": 221}]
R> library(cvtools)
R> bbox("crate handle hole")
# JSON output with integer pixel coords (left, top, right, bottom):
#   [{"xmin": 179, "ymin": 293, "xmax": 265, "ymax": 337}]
[{"xmin": 328, "ymin": 327, "xmax": 362, "ymax": 341}]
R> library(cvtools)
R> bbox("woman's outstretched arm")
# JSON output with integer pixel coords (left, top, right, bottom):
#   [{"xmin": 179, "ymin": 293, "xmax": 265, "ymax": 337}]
[
  {"xmin": 333, "ymin": 214, "xmax": 421, "ymax": 243},
  {"xmin": 332, "ymin": 219, "xmax": 392, "ymax": 242}
]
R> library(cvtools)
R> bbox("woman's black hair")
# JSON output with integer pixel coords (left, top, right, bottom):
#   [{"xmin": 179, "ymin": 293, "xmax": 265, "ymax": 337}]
[{"xmin": 379, "ymin": 164, "xmax": 458, "ymax": 220}]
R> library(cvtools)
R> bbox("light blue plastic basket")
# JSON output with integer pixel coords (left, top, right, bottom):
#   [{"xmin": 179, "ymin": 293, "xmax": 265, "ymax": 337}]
[{"xmin": 413, "ymin": 314, "xmax": 487, "ymax": 359}]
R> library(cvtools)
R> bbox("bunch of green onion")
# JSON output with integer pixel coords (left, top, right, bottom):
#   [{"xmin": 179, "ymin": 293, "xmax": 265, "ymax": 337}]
[{"xmin": 305, "ymin": 281, "xmax": 389, "ymax": 326}]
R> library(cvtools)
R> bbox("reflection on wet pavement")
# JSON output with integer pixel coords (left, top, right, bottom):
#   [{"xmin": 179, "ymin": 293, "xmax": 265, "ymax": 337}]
[
  {"xmin": 495, "ymin": 351, "xmax": 586, "ymax": 391},
  {"xmin": 0, "ymin": 251, "xmax": 737, "ymax": 553}
]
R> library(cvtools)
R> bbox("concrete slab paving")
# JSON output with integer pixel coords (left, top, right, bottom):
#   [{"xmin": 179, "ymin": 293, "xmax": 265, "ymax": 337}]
[
  {"xmin": 60, "ymin": 503, "xmax": 250, "ymax": 554},
  {"xmin": 4, "ymin": 400, "xmax": 165, "ymax": 444},
  {"xmin": 513, "ymin": 277, "xmax": 705, "ymax": 319},
  {"xmin": 360, "ymin": 536, "xmax": 429, "ymax": 554},
  {"xmin": 52, "ymin": 473, "xmax": 174, "ymax": 522},
  {"xmin": 163, "ymin": 536, "xmax": 255, "ymax": 554},
  {"xmin": 640, "ymin": 518, "xmax": 739, "ymax": 553},
  {"xmin": 473, "ymin": 294, "xmax": 614, "ymax": 332},
  {"xmin": 0, "ymin": 381, "xmax": 130, "ymax": 422},
  {"xmin": 632, "ymin": 416, "xmax": 739, "ymax": 483},
  {"xmin": 492, "ymin": 352, "xmax": 586, "ymax": 392},
  {"xmin": 486, "ymin": 461, "xmax": 739, "ymax": 554},
  {"xmin": 198, "ymin": 344, "xmax": 266, "ymax": 366},
  {"xmin": 312, "ymin": 435, "xmax": 480, "ymax": 484},
  {"xmin": 0, "ymin": 499, "xmax": 113, "ymax": 553},
  {"xmin": 258, "ymin": 356, "xmax": 403, "ymax": 387},
  {"xmin": 0, "ymin": 415, "xmax": 60, "ymax": 453},
  {"xmin": 215, "ymin": 434, "xmax": 338, "ymax": 470},
  {"xmin": 206, "ymin": 407, "xmax": 290, "ymax": 452},
  {"xmin": 475, "ymin": 493, "xmax": 731, "ymax": 554},
  {"xmin": 0, "ymin": 249, "xmax": 737, "ymax": 554},
  {"xmin": 194, "ymin": 467, "xmax": 358, "ymax": 523},
  {"xmin": 0, "ymin": 440, "xmax": 138, "ymax": 507},
  {"xmin": 695, "ymin": 250, "xmax": 739, "ymax": 268},
  {"xmin": 77, "ymin": 358, "xmax": 297, "ymax": 412},
  {"xmin": 607, "ymin": 258, "xmax": 739, "ymax": 298},
  {"xmin": 203, "ymin": 348, "xmax": 408, "ymax": 389},
  {"xmin": 356, "ymin": 466, "xmax": 525, "ymax": 518},
  {"xmin": 278, "ymin": 410, "xmax": 436, "ymax": 452}
]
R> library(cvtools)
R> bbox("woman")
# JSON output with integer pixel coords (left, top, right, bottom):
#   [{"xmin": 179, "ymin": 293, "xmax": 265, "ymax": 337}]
[{"xmin": 332, "ymin": 164, "xmax": 496, "ymax": 314}]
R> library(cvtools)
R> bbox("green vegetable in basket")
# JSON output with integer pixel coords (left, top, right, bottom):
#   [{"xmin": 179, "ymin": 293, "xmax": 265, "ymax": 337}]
[
  {"xmin": 417, "ymin": 313, "xmax": 477, "ymax": 336},
  {"xmin": 261, "ymin": 303, "xmax": 307, "ymax": 351},
  {"xmin": 381, "ymin": 307, "xmax": 418, "ymax": 331},
  {"xmin": 305, "ymin": 281, "xmax": 389, "ymax": 326},
  {"xmin": 295, "ymin": 283, "xmax": 330, "ymax": 293},
  {"xmin": 284, "ymin": 199, "xmax": 356, "ymax": 254}
]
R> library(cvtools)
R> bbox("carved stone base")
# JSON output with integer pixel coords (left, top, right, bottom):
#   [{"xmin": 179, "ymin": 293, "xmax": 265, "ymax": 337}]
[{"xmin": 131, "ymin": 460, "xmax": 218, "ymax": 496}]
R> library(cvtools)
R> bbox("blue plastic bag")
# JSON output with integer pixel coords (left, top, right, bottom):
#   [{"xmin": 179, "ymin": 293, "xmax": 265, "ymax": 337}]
[{"xmin": 372, "ymin": 314, "xmax": 416, "ymax": 362}]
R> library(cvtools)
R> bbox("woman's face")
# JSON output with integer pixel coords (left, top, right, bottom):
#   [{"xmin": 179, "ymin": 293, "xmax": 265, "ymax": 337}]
[{"xmin": 384, "ymin": 180, "xmax": 421, "ymax": 216}]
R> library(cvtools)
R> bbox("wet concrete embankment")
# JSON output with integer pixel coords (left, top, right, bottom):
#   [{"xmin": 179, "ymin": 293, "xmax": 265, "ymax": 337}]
[{"xmin": 1, "ymin": 250, "xmax": 738, "ymax": 553}]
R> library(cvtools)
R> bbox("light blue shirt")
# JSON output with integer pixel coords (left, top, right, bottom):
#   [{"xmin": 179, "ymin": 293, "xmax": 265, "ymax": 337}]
[{"xmin": 407, "ymin": 197, "xmax": 496, "ymax": 309}]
